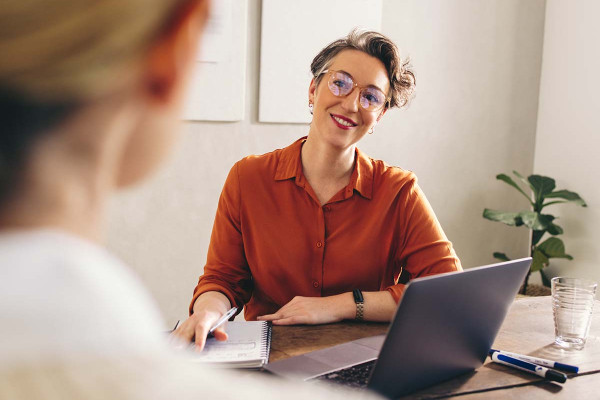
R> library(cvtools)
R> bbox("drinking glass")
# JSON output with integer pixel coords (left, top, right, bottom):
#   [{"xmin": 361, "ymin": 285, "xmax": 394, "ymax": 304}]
[{"xmin": 551, "ymin": 277, "xmax": 597, "ymax": 350}]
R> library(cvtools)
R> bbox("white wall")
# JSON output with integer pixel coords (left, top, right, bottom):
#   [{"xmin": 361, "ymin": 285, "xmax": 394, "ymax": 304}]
[
  {"xmin": 533, "ymin": 0, "xmax": 600, "ymax": 288},
  {"xmin": 106, "ymin": 0, "xmax": 546, "ymax": 326}
]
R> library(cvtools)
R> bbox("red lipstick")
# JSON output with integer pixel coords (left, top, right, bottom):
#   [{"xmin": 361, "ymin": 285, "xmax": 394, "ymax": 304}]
[{"xmin": 330, "ymin": 113, "xmax": 358, "ymax": 130}]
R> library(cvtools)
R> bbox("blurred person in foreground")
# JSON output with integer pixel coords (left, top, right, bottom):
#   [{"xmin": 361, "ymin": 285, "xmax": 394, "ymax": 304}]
[{"xmin": 0, "ymin": 1, "xmax": 378, "ymax": 399}]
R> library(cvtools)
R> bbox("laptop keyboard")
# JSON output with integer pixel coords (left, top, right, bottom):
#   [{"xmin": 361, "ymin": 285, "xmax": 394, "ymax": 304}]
[{"xmin": 313, "ymin": 359, "xmax": 376, "ymax": 388}]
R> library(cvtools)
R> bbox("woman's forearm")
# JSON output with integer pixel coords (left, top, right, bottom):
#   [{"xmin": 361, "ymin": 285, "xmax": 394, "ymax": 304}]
[
  {"xmin": 192, "ymin": 291, "xmax": 232, "ymax": 315},
  {"xmin": 362, "ymin": 290, "xmax": 396, "ymax": 322},
  {"xmin": 257, "ymin": 290, "xmax": 397, "ymax": 325},
  {"xmin": 324, "ymin": 290, "xmax": 396, "ymax": 322}
]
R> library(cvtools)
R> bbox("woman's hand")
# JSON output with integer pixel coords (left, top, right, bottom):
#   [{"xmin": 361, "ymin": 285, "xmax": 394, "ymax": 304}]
[
  {"xmin": 171, "ymin": 291, "xmax": 232, "ymax": 351},
  {"xmin": 257, "ymin": 293, "xmax": 355, "ymax": 325}
]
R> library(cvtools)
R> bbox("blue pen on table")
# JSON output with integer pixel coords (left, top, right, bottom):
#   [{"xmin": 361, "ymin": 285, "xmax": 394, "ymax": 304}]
[
  {"xmin": 208, "ymin": 307, "xmax": 238, "ymax": 337},
  {"xmin": 489, "ymin": 351, "xmax": 567, "ymax": 383},
  {"xmin": 490, "ymin": 349, "xmax": 579, "ymax": 373}
]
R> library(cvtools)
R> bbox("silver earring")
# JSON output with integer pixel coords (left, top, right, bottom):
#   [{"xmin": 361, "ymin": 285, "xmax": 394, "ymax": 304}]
[
  {"xmin": 368, "ymin": 121, "xmax": 378, "ymax": 134},
  {"xmin": 309, "ymin": 102, "xmax": 313, "ymax": 115}
]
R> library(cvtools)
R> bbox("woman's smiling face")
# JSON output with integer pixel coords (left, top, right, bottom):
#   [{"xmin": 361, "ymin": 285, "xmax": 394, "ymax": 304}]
[{"xmin": 308, "ymin": 49, "xmax": 390, "ymax": 150}]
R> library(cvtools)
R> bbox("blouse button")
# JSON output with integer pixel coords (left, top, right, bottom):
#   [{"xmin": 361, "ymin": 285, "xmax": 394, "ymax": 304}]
[
  {"xmin": 324, "ymin": 206, "xmax": 331, "ymax": 212},
  {"xmin": 316, "ymin": 241, "xmax": 323, "ymax": 248},
  {"xmin": 313, "ymin": 281, "xmax": 320, "ymax": 288}
]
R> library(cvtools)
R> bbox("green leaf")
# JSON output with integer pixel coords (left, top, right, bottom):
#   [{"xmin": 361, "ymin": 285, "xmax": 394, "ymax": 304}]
[
  {"xmin": 483, "ymin": 209, "xmax": 524, "ymax": 227},
  {"xmin": 496, "ymin": 174, "xmax": 532, "ymax": 204},
  {"xmin": 531, "ymin": 248, "xmax": 549, "ymax": 272},
  {"xmin": 542, "ymin": 201, "xmax": 568, "ymax": 208},
  {"xmin": 517, "ymin": 211, "xmax": 537, "ymax": 228},
  {"xmin": 531, "ymin": 230, "xmax": 545, "ymax": 246},
  {"xmin": 545, "ymin": 190, "xmax": 587, "ymax": 207},
  {"xmin": 546, "ymin": 222, "xmax": 563, "ymax": 235},
  {"xmin": 537, "ymin": 237, "xmax": 573, "ymax": 260},
  {"xmin": 493, "ymin": 252, "xmax": 511, "ymax": 262},
  {"xmin": 519, "ymin": 212, "xmax": 556, "ymax": 231},
  {"xmin": 512, "ymin": 170, "xmax": 531, "ymax": 190},
  {"xmin": 528, "ymin": 175, "xmax": 556, "ymax": 205}
]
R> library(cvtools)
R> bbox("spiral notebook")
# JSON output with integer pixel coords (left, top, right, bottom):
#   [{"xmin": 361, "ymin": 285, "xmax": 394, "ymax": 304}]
[{"xmin": 192, "ymin": 321, "xmax": 272, "ymax": 368}]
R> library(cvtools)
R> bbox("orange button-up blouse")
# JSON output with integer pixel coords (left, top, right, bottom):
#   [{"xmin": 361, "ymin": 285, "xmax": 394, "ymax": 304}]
[{"xmin": 191, "ymin": 138, "xmax": 462, "ymax": 320}]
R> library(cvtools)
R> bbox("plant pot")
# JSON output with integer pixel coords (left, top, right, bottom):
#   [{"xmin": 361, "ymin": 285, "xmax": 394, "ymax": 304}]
[{"xmin": 520, "ymin": 283, "xmax": 552, "ymax": 297}]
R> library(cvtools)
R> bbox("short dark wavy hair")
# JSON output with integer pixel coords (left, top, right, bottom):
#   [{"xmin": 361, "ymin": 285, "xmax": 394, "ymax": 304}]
[{"xmin": 310, "ymin": 29, "xmax": 416, "ymax": 109}]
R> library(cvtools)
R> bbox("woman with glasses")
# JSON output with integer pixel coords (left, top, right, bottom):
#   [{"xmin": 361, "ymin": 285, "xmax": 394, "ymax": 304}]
[{"xmin": 176, "ymin": 30, "xmax": 461, "ymax": 350}]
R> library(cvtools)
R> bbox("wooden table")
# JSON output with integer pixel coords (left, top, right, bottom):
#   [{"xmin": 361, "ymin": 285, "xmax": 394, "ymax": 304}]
[{"xmin": 269, "ymin": 297, "xmax": 600, "ymax": 399}]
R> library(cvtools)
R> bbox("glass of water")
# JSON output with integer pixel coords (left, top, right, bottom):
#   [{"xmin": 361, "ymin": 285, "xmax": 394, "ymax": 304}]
[{"xmin": 551, "ymin": 277, "xmax": 598, "ymax": 350}]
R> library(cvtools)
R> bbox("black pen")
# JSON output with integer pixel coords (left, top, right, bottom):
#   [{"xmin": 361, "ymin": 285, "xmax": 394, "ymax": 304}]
[
  {"xmin": 172, "ymin": 320, "xmax": 180, "ymax": 332},
  {"xmin": 489, "ymin": 351, "xmax": 567, "ymax": 383}
]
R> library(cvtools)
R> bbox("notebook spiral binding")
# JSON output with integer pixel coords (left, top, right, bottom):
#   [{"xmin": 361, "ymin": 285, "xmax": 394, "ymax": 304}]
[{"xmin": 261, "ymin": 322, "xmax": 273, "ymax": 364}]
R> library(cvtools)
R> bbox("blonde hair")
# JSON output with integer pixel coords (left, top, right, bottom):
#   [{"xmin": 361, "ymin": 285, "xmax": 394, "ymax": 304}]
[
  {"xmin": 0, "ymin": 0, "xmax": 191, "ymax": 102},
  {"xmin": 0, "ymin": 0, "xmax": 196, "ymax": 203}
]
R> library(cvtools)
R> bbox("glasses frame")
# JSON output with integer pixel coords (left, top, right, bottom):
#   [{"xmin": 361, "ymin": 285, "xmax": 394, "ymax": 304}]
[{"xmin": 319, "ymin": 69, "xmax": 389, "ymax": 112}]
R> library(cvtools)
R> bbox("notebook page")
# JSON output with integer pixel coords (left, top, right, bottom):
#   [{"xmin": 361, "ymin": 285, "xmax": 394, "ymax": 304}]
[{"xmin": 192, "ymin": 321, "xmax": 271, "ymax": 366}]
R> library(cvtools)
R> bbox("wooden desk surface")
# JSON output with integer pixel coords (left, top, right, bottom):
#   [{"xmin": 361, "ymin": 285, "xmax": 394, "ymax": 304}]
[
  {"xmin": 270, "ymin": 321, "xmax": 388, "ymax": 362},
  {"xmin": 458, "ymin": 373, "xmax": 600, "ymax": 400},
  {"xmin": 269, "ymin": 297, "xmax": 600, "ymax": 399}
]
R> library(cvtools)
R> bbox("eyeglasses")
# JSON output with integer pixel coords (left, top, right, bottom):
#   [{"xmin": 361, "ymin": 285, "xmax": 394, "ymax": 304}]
[{"xmin": 320, "ymin": 70, "xmax": 388, "ymax": 112}]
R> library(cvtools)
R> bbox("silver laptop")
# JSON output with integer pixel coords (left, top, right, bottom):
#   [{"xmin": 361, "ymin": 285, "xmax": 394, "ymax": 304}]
[{"xmin": 265, "ymin": 258, "xmax": 531, "ymax": 398}]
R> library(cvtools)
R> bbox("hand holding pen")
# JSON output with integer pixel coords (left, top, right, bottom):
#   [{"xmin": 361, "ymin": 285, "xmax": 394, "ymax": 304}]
[
  {"xmin": 171, "ymin": 307, "xmax": 238, "ymax": 351},
  {"xmin": 208, "ymin": 307, "xmax": 238, "ymax": 336},
  {"xmin": 171, "ymin": 292, "xmax": 238, "ymax": 351}
]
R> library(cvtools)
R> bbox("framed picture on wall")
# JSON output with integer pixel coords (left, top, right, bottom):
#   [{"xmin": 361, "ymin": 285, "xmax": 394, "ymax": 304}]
[
  {"xmin": 259, "ymin": 0, "xmax": 382, "ymax": 124},
  {"xmin": 182, "ymin": 0, "xmax": 247, "ymax": 122}
]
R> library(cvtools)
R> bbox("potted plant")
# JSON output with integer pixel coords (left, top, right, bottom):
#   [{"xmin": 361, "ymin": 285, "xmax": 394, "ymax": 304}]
[{"xmin": 483, "ymin": 171, "xmax": 586, "ymax": 295}]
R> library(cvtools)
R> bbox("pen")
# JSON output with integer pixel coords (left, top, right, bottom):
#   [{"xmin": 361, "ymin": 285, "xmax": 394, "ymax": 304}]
[
  {"xmin": 490, "ymin": 349, "xmax": 579, "ymax": 373},
  {"xmin": 208, "ymin": 307, "xmax": 238, "ymax": 336},
  {"xmin": 489, "ymin": 352, "xmax": 567, "ymax": 383}
]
